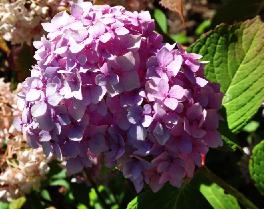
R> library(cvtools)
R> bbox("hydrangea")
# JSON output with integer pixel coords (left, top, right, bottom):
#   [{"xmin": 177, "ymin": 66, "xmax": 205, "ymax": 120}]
[
  {"xmin": 17, "ymin": 2, "xmax": 223, "ymax": 193},
  {"xmin": 93, "ymin": 0, "xmax": 154, "ymax": 11},
  {"xmin": 0, "ymin": 141, "xmax": 50, "ymax": 202},
  {"xmin": 0, "ymin": 0, "xmax": 75, "ymax": 44},
  {"xmin": 0, "ymin": 81, "xmax": 50, "ymax": 202},
  {"xmin": 0, "ymin": 79, "xmax": 17, "ymax": 131}
]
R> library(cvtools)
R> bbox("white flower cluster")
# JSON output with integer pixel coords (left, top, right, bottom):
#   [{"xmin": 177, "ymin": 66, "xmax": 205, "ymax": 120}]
[
  {"xmin": 0, "ymin": 80, "xmax": 50, "ymax": 202},
  {"xmin": 0, "ymin": 0, "xmax": 75, "ymax": 44}
]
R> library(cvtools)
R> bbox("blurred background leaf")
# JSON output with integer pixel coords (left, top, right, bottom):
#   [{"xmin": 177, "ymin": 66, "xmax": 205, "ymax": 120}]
[
  {"xmin": 249, "ymin": 140, "xmax": 264, "ymax": 194},
  {"xmin": 154, "ymin": 8, "xmax": 168, "ymax": 34},
  {"xmin": 9, "ymin": 197, "xmax": 26, "ymax": 209}
]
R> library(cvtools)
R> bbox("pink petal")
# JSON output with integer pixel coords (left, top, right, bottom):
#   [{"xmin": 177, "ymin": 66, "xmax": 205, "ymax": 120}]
[
  {"xmin": 115, "ymin": 27, "xmax": 129, "ymax": 35},
  {"xmin": 26, "ymin": 89, "xmax": 42, "ymax": 102},
  {"xmin": 167, "ymin": 55, "xmax": 183, "ymax": 76},
  {"xmin": 164, "ymin": 98, "xmax": 178, "ymax": 110},
  {"xmin": 31, "ymin": 102, "xmax": 47, "ymax": 117}
]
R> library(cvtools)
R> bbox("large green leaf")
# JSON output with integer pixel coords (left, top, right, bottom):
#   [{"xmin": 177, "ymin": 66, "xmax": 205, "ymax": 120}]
[
  {"xmin": 249, "ymin": 140, "xmax": 264, "ymax": 194},
  {"xmin": 212, "ymin": 0, "xmax": 263, "ymax": 26},
  {"xmin": 126, "ymin": 173, "xmax": 212, "ymax": 209},
  {"xmin": 127, "ymin": 168, "xmax": 258, "ymax": 209},
  {"xmin": 217, "ymin": 108, "xmax": 241, "ymax": 152},
  {"xmin": 188, "ymin": 17, "xmax": 264, "ymax": 133},
  {"xmin": 200, "ymin": 183, "xmax": 241, "ymax": 209}
]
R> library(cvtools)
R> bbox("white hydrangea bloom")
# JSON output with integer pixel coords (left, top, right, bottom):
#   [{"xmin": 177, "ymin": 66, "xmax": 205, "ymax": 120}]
[
  {"xmin": 0, "ymin": 80, "xmax": 50, "ymax": 202},
  {"xmin": 0, "ymin": 0, "xmax": 75, "ymax": 44}
]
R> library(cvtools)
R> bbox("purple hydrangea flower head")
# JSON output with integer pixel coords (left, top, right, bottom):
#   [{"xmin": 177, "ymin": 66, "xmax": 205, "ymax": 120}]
[{"xmin": 17, "ymin": 1, "xmax": 223, "ymax": 193}]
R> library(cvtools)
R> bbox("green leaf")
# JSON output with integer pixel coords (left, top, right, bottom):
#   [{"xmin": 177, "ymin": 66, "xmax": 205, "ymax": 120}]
[
  {"xmin": 195, "ymin": 20, "xmax": 211, "ymax": 36},
  {"xmin": 212, "ymin": 0, "xmax": 263, "ymax": 26},
  {"xmin": 200, "ymin": 183, "xmax": 241, "ymax": 209},
  {"xmin": 154, "ymin": 9, "xmax": 168, "ymax": 34},
  {"xmin": 9, "ymin": 197, "xmax": 26, "ymax": 209},
  {"xmin": 217, "ymin": 109, "xmax": 241, "ymax": 152},
  {"xmin": 219, "ymin": 134, "xmax": 240, "ymax": 152},
  {"xmin": 49, "ymin": 179, "xmax": 70, "ymax": 190},
  {"xmin": 0, "ymin": 202, "xmax": 9, "ymax": 209},
  {"xmin": 126, "ymin": 173, "xmax": 212, "ymax": 209},
  {"xmin": 249, "ymin": 140, "xmax": 264, "ymax": 194},
  {"xmin": 51, "ymin": 168, "xmax": 67, "ymax": 179},
  {"xmin": 188, "ymin": 17, "xmax": 264, "ymax": 133},
  {"xmin": 201, "ymin": 167, "xmax": 259, "ymax": 209},
  {"xmin": 170, "ymin": 33, "xmax": 193, "ymax": 44},
  {"xmin": 242, "ymin": 121, "xmax": 260, "ymax": 133},
  {"xmin": 77, "ymin": 203, "xmax": 89, "ymax": 209},
  {"xmin": 41, "ymin": 190, "xmax": 52, "ymax": 202}
]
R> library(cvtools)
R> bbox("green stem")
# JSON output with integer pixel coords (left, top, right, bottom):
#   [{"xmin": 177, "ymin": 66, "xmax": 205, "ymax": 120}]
[{"xmin": 202, "ymin": 167, "xmax": 259, "ymax": 209}]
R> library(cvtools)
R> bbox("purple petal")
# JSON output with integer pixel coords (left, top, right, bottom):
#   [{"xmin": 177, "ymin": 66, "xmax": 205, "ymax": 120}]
[
  {"xmin": 153, "ymin": 122, "xmax": 170, "ymax": 145},
  {"xmin": 68, "ymin": 125, "xmax": 84, "ymax": 141},
  {"xmin": 62, "ymin": 141, "xmax": 80, "ymax": 158},
  {"xmin": 116, "ymin": 51, "xmax": 136, "ymax": 71},
  {"xmin": 186, "ymin": 103, "xmax": 203, "ymax": 120},
  {"xmin": 203, "ymin": 131, "xmax": 222, "ymax": 148},
  {"xmin": 66, "ymin": 158, "xmax": 84, "ymax": 175},
  {"xmin": 88, "ymin": 134, "xmax": 108, "ymax": 154},
  {"xmin": 157, "ymin": 47, "xmax": 173, "ymax": 66}
]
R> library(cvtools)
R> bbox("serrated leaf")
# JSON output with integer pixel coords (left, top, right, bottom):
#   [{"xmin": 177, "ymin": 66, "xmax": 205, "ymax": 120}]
[
  {"xmin": 154, "ymin": 9, "xmax": 168, "ymax": 34},
  {"xmin": 126, "ymin": 173, "xmax": 212, "ymax": 209},
  {"xmin": 9, "ymin": 197, "xmax": 26, "ymax": 209},
  {"xmin": 200, "ymin": 183, "xmax": 241, "ymax": 209},
  {"xmin": 249, "ymin": 140, "xmax": 264, "ymax": 194},
  {"xmin": 212, "ymin": 0, "xmax": 263, "ymax": 26},
  {"xmin": 188, "ymin": 17, "xmax": 264, "ymax": 133},
  {"xmin": 216, "ymin": 108, "xmax": 241, "ymax": 152}
]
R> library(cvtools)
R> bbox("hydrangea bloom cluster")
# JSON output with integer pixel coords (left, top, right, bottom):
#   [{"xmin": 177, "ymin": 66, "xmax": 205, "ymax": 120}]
[
  {"xmin": 93, "ymin": 0, "xmax": 154, "ymax": 11},
  {"xmin": 0, "ymin": 79, "xmax": 17, "ymax": 131},
  {"xmin": 0, "ymin": 0, "xmax": 75, "ymax": 44},
  {"xmin": 17, "ymin": 1, "xmax": 223, "ymax": 192},
  {"xmin": 0, "ymin": 140, "xmax": 50, "ymax": 202},
  {"xmin": 0, "ymin": 81, "xmax": 50, "ymax": 202}
]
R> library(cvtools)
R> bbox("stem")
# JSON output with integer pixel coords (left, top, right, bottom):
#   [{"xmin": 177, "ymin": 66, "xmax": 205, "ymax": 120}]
[
  {"xmin": 83, "ymin": 170, "xmax": 110, "ymax": 209},
  {"xmin": 202, "ymin": 167, "xmax": 259, "ymax": 209}
]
